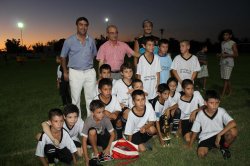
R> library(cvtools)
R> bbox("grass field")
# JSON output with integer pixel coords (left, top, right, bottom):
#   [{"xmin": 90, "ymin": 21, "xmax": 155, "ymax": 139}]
[{"xmin": 0, "ymin": 54, "xmax": 249, "ymax": 166}]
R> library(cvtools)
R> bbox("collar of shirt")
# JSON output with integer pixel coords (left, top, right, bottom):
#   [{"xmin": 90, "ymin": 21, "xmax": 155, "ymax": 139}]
[
  {"xmin": 108, "ymin": 40, "xmax": 120, "ymax": 46},
  {"xmin": 75, "ymin": 34, "xmax": 89, "ymax": 43}
]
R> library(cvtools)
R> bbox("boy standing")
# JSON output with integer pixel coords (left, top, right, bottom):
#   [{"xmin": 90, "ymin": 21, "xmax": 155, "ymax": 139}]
[
  {"xmin": 82, "ymin": 100, "xmax": 115, "ymax": 166},
  {"xmin": 137, "ymin": 36, "xmax": 161, "ymax": 100},
  {"xmin": 171, "ymin": 40, "xmax": 201, "ymax": 92},
  {"xmin": 156, "ymin": 39, "xmax": 172, "ymax": 84},
  {"xmin": 218, "ymin": 29, "xmax": 238, "ymax": 96},
  {"xmin": 125, "ymin": 90, "xmax": 157, "ymax": 152},
  {"xmin": 35, "ymin": 109, "xmax": 77, "ymax": 165},
  {"xmin": 189, "ymin": 90, "xmax": 238, "ymax": 159}
]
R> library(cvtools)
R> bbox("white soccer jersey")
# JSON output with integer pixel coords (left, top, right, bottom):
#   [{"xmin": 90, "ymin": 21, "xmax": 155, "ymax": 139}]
[
  {"xmin": 112, "ymin": 79, "xmax": 132, "ymax": 107},
  {"xmin": 63, "ymin": 118, "xmax": 84, "ymax": 143},
  {"xmin": 171, "ymin": 55, "xmax": 201, "ymax": 91},
  {"xmin": 192, "ymin": 107, "xmax": 233, "ymax": 143},
  {"xmin": 35, "ymin": 128, "xmax": 77, "ymax": 157},
  {"xmin": 220, "ymin": 40, "xmax": 236, "ymax": 67},
  {"xmin": 178, "ymin": 91, "xmax": 204, "ymax": 120},
  {"xmin": 124, "ymin": 103, "xmax": 156, "ymax": 135},
  {"xmin": 169, "ymin": 91, "xmax": 181, "ymax": 104},
  {"xmin": 154, "ymin": 97, "xmax": 176, "ymax": 121},
  {"xmin": 94, "ymin": 94, "xmax": 121, "ymax": 113},
  {"xmin": 136, "ymin": 54, "xmax": 161, "ymax": 100}
]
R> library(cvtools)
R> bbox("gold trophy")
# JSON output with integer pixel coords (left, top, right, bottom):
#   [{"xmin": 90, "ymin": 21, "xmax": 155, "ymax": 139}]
[{"xmin": 162, "ymin": 114, "xmax": 171, "ymax": 147}]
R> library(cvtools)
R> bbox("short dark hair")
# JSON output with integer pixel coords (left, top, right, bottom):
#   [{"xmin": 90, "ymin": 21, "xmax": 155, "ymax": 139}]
[
  {"xmin": 142, "ymin": 36, "xmax": 155, "ymax": 46},
  {"xmin": 48, "ymin": 108, "xmax": 63, "ymax": 120},
  {"xmin": 76, "ymin": 17, "xmax": 89, "ymax": 26},
  {"xmin": 158, "ymin": 39, "xmax": 169, "ymax": 46},
  {"xmin": 98, "ymin": 78, "xmax": 112, "ymax": 89},
  {"xmin": 142, "ymin": 19, "xmax": 153, "ymax": 28},
  {"xmin": 205, "ymin": 90, "xmax": 220, "ymax": 101},
  {"xmin": 132, "ymin": 89, "xmax": 145, "ymax": 101},
  {"xmin": 132, "ymin": 79, "xmax": 143, "ymax": 88},
  {"xmin": 99, "ymin": 64, "xmax": 111, "ymax": 73},
  {"xmin": 181, "ymin": 79, "xmax": 194, "ymax": 89},
  {"xmin": 157, "ymin": 83, "xmax": 170, "ymax": 93},
  {"xmin": 90, "ymin": 100, "xmax": 105, "ymax": 112},
  {"xmin": 120, "ymin": 62, "xmax": 133, "ymax": 72},
  {"xmin": 167, "ymin": 77, "xmax": 178, "ymax": 86},
  {"xmin": 63, "ymin": 104, "xmax": 79, "ymax": 117}
]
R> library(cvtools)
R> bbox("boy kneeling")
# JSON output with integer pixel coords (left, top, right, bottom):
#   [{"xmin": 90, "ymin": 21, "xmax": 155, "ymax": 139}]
[
  {"xmin": 82, "ymin": 100, "xmax": 115, "ymax": 166},
  {"xmin": 35, "ymin": 109, "xmax": 77, "ymax": 165},
  {"xmin": 188, "ymin": 90, "xmax": 238, "ymax": 159},
  {"xmin": 125, "ymin": 90, "xmax": 157, "ymax": 152}
]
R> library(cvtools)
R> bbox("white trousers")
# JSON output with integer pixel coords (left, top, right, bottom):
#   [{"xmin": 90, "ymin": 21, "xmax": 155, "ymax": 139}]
[{"xmin": 69, "ymin": 68, "xmax": 96, "ymax": 118}]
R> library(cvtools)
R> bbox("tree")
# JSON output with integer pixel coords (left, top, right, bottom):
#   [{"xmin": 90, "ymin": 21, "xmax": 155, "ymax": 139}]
[{"xmin": 5, "ymin": 39, "xmax": 20, "ymax": 54}]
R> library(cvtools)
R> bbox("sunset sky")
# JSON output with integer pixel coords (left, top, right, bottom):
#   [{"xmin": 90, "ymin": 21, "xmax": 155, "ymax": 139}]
[{"xmin": 1, "ymin": 0, "xmax": 249, "ymax": 50}]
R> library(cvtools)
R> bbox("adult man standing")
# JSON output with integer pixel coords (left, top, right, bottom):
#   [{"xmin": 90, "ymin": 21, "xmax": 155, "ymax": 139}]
[
  {"xmin": 96, "ymin": 25, "xmax": 140, "ymax": 79},
  {"xmin": 61, "ymin": 17, "xmax": 97, "ymax": 117}
]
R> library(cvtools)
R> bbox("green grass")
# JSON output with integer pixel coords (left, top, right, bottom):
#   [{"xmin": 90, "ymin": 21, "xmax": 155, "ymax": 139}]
[{"xmin": 0, "ymin": 54, "xmax": 249, "ymax": 166}]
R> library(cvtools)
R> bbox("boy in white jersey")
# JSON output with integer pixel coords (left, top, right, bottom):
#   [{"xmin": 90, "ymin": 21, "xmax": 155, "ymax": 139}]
[
  {"xmin": 217, "ymin": 29, "xmax": 238, "ymax": 96},
  {"xmin": 178, "ymin": 79, "xmax": 205, "ymax": 143},
  {"xmin": 136, "ymin": 36, "xmax": 161, "ymax": 100},
  {"xmin": 149, "ymin": 83, "xmax": 178, "ymax": 146},
  {"xmin": 171, "ymin": 40, "xmax": 201, "ymax": 92},
  {"xmin": 188, "ymin": 90, "xmax": 238, "ymax": 159},
  {"xmin": 95, "ymin": 64, "xmax": 116, "ymax": 95},
  {"xmin": 35, "ymin": 109, "xmax": 77, "ymax": 165},
  {"xmin": 41, "ymin": 104, "xmax": 84, "ymax": 157},
  {"xmin": 125, "ymin": 90, "xmax": 157, "ymax": 152},
  {"xmin": 94, "ymin": 78, "xmax": 123, "ymax": 139},
  {"xmin": 167, "ymin": 77, "xmax": 181, "ymax": 133}
]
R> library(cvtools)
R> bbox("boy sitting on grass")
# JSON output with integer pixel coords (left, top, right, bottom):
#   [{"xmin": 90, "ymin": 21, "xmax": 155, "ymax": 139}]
[
  {"xmin": 41, "ymin": 104, "xmax": 84, "ymax": 157},
  {"xmin": 188, "ymin": 90, "xmax": 238, "ymax": 159},
  {"xmin": 35, "ymin": 108, "xmax": 77, "ymax": 166},
  {"xmin": 82, "ymin": 100, "xmax": 115, "ymax": 166},
  {"xmin": 125, "ymin": 90, "xmax": 157, "ymax": 152}
]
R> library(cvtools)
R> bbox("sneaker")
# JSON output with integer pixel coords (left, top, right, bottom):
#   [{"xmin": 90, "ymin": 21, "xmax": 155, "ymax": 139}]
[
  {"xmin": 220, "ymin": 147, "xmax": 231, "ymax": 159},
  {"xmin": 99, "ymin": 152, "xmax": 113, "ymax": 162},
  {"xmin": 89, "ymin": 157, "xmax": 102, "ymax": 166}
]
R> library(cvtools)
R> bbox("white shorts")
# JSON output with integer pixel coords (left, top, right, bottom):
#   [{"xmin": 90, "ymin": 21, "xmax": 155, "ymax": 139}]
[
  {"xmin": 220, "ymin": 65, "xmax": 233, "ymax": 80},
  {"xmin": 197, "ymin": 65, "xmax": 209, "ymax": 78}
]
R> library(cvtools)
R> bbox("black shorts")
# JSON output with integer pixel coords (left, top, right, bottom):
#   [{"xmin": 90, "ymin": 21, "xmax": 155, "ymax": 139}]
[
  {"xmin": 87, "ymin": 128, "xmax": 110, "ymax": 149},
  {"xmin": 131, "ymin": 131, "xmax": 152, "ymax": 145},
  {"xmin": 198, "ymin": 135, "xmax": 225, "ymax": 150},
  {"xmin": 181, "ymin": 120, "xmax": 193, "ymax": 136},
  {"xmin": 73, "ymin": 140, "xmax": 82, "ymax": 148}
]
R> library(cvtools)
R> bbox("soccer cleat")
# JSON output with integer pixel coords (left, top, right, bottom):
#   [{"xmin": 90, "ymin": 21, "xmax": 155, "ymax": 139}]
[
  {"xmin": 220, "ymin": 147, "xmax": 231, "ymax": 159},
  {"xmin": 99, "ymin": 152, "xmax": 113, "ymax": 162}
]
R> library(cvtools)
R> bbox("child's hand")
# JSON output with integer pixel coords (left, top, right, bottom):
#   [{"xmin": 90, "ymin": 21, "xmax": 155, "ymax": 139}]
[
  {"xmin": 110, "ymin": 113, "xmax": 117, "ymax": 120},
  {"xmin": 120, "ymin": 103, "xmax": 126, "ymax": 109},
  {"xmin": 160, "ymin": 139, "xmax": 165, "ymax": 146},
  {"xmin": 127, "ymin": 88, "xmax": 134, "ymax": 94},
  {"xmin": 215, "ymin": 134, "xmax": 221, "ymax": 148},
  {"xmin": 164, "ymin": 109, "xmax": 170, "ymax": 119},
  {"xmin": 140, "ymin": 127, "xmax": 146, "ymax": 133},
  {"xmin": 52, "ymin": 138, "xmax": 60, "ymax": 147},
  {"xmin": 189, "ymin": 111, "xmax": 197, "ymax": 122},
  {"xmin": 103, "ymin": 147, "xmax": 111, "ymax": 156}
]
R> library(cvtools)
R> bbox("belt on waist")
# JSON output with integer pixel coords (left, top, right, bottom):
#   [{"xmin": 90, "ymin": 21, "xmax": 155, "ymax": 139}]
[
  {"xmin": 111, "ymin": 70, "xmax": 120, "ymax": 73},
  {"xmin": 70, "ymin": 67, "xmax": 93, "ymax": 71}
]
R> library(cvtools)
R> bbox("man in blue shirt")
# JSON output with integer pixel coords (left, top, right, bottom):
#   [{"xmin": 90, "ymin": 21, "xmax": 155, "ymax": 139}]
[{"xmin": 61, "ymin": 17, "xmax": 97, "ymax": 117}]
